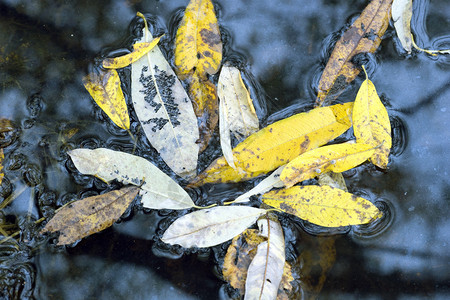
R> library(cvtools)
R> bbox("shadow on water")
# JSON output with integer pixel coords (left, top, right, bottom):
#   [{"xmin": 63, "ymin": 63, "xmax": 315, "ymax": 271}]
[{"xmin": 1, "ymin": 0, "xmax": 450, "ymax": 299}]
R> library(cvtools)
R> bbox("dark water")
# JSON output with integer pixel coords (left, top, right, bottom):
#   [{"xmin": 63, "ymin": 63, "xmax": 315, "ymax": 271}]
[{"xmin": 0, "ymin": 0, "xmax": 449, "ymax": 299}]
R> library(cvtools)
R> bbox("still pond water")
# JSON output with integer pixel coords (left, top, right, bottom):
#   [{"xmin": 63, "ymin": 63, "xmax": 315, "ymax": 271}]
[{"xmin": 0, "ymin": 0, "xmax": 449, "ymax": 299}]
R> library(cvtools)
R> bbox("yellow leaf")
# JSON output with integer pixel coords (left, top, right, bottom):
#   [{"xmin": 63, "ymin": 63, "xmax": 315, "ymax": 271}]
[
  {"xmin": 353, "ymin": 70, "xmax": 391, "ymax": 168},
  {"xmin": 0, "ymin": 149, "xmax": 4, "ymax": 185},
  {"xmin": 218, "ymin": 64, "xmax": 259, "ymax": 168},
  {"xmin": 175, "ymin": 0, "xmax": 222, "ymax": 78},
  {"xmin": 102, "ymin": 36, "xmax": 162, "ymax": 69},
  {"xmin": 189, "ymin": 102, "xmax": 353, "ymax": 186},
  {"xmin": 318, "ymin": 172, "xmax": 348, "ymax": 192},
  {"xmin": 316, "ymin": 0, "xmax": 393, "ymax": 105},
  {"xmin": 83, "ymin": 69, "xmax": 130, "ymax": 129},
  {"xmin": 262, "ymin": 185, "xmax": 382, "ymax": 227},
  {"xmin": 281, "ymin": 143, "xmax": 375, "ymax": 187},
  {"xmin": 188, "ymin": 72, "xmax": 219, "ymax": 152},
  {"xmin": 40, "ymin": 186, "xmax": 139, "ymax": 245}
]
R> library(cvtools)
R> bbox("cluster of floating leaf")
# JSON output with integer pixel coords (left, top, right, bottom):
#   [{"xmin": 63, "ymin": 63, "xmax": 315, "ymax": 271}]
[{"xmin": 35, "ymin": 0, "xmax": 450, "ymax": 298}]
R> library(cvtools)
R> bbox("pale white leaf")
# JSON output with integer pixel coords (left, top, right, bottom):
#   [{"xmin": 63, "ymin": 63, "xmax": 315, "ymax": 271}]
[
  {"xmin": 218, "ymin": 64, "xmax": 259, "ymax": 168},
  {"xmin": 68, "ymin": 148, "xmax": 195, "ymax": 210},
  {"xmin": 392, "ymin": 0, "xmax": 413, "ymax": 53},
  {"xmin": 161, "ymin": 206, "xmax": 267, "ymax": 248},
  {"xmin": 244, "ymin": 218, "xmax": 285, "ymax": 300},
  {"xmin": 131, "ymin": 29, "xmax": 199, "ymax": 178},
  {"xmin": 318, "ymin": 172, "xmax": 348, "ymax": 192},
  {"xmin": 234, "ymin": 166, "xmax": 285, "ymax": 204}
]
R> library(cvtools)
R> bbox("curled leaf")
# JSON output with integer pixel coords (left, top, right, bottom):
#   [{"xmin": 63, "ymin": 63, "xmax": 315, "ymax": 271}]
[
  {"xmin": 175, "ymin": 0, "xmax": 222, "ymax": 78},
  {"xmin": 262, "ymin": 185, "xmax": 382, "ymax": 227},
  {"xmin": 68, "ymin": 148, "xmax": 196, "ymax": 210},
  {"xmin": 40, "ymin": 186, "xmax": 139, "ymax": 245},
  {"xmin": 353, "ymin": 69, "xmax": 391, "ymax": 168},
  {"xmin": 218, "ymin": 64, "xmax": 259, "ymax": 168},
  {"xmin": 316, "ymin": 0, "xmax": 393, "ymax": 105},
  {"xmin": 102, "ymin": 36, "xmax": 162, "ymax": 69},
  {"xmin": 281, "ymin": 143, "xmax": 375, "ymax": 187},
  {"xmin": 83, "ymin": 69, "xmax": 130, "ymax": 129},
  {"xmin": 161, "ymin": 206, "xmax": 267, "ymax": 248}
]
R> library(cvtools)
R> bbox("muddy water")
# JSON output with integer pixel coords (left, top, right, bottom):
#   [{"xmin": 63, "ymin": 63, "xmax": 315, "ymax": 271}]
[{"xmin": 0, "ymin": 0, "xmax": 449, "ymax": 299}]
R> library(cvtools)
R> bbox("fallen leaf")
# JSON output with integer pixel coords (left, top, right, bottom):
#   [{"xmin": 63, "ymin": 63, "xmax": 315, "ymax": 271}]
[
  {"xmin": 131, "ymin": 26, "xmax": 200, "ymax": 178},
  {"xmin": 161, "ymin": 206, "xmax": 267, "ymax": 248},
  {"xmin": 83, "ymin": 69, "xmax": 130, "ymax": 129},
  {"xmin": 0, "ymin": 149, "xmax": 4, "ymax": 185},
  {"xmin": 102, "ymin": 36, "xmax": 162, "ymax": 69},
  {"xmin": 233, "ymin": 166, "xmax": 285, "ymax": 204},
  {"xmin": 68, "ymin": 148, "xmax": 196, "ymax": 210},
  {"xmin": 392, "ymin": 0, "xmax": 413, "ymax": 53},
  {"xmin": 262, "ymin": 185, "xmax": 382, "ymax": 227},
  {"xmin": 40, "ymin": 186, "xmax": 139, "ymax": 245},
  {"xmin": 281, "ymin": 143, "xmax": 375, "ymax": 187},
  {"xmin": 188, "ymin": 73, "xmax": 219, "ymax": 152},
  {"xmin": 318, "ymin": 172, "xmax": 348, "ymax": 192},
  {"xmin": 218, "ymin": 64, "xmax": 259, "ymax": 168},
  {"xmin": 223, "ymin": 228, "xmax": 294, "ymax": 299},
  {"xmin": 189, "ymin": 102, "xmax": 353, "ymax": 187},
  {"xmin": 353, "ymin": 68, "xmax": 391, "ymax": 168},
  {"xmin": 175, "ymin": 0, "xmax": 222, "ymax": 78},
  {"xmin": 244, "ymin": 217, "xmax": 285, "ymax": 300},
  {"xmin": 316, "ymin": 0, "xmax": 393, "ymax": 105}
]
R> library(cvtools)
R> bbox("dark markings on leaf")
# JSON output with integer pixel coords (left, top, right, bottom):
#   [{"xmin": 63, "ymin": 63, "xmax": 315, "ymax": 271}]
[
  {"xmin": 138, "ymin": 65, "xmax": 181, "ymax": 132},
  {"xmin": 363, "ymin": 29, "xmax": 377, "ymax": 41}
]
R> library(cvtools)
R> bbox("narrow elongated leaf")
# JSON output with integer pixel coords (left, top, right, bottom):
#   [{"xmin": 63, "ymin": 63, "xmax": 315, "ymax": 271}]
[
  {"xmin": 68, "ymin": 148, "xmax": 196, "ymax": 210},
  {"xmin": 318, "ymin": 172, "xmax": 348, "ymax": 192},
  {"xmin": 0, "ymin": 149, "xmax": 4, "ymax": 185},
  {"xmin": 189, "ymin": 102, "xmax": 353, "ymax": 187},
  {"xmin": 103, "ymin": 36, "xmax": 162, "ymax": 69},
  {"xmin": 244, "ymin": 217, "xmax": 285, "ymax": 300},
  {"xmin": 131, "ymin": 28, "xmax": 200, "ymax": 178},
  {"xmin": 281, "ymin": 143, "xmax": 375, "ymax": 187},
  {"xmin": 392, "ymin": 0, "xmax": 413, "ymax": 53},
  {"xmin": 83, "ymin": 69, "xmax": 130, "ymax": 129},
  {"xmin": 353, "ymin": 73, "xmax": 391, "ymax": 168},
  {"xmin": 40, "ymin": 186, "xmax": 139, "ymax": 245},
  {"xmin": 234, "ymin": 166, "xmax": 285, "ymax": 204},
  {"xmin": 263, "ymin": 185, "xmax": 382, "ymax": 227},
  {"xmin": 218, "ymin": 64, "xmax": 259, "ymax": 168},
  {"xmin": 161, "ymin": 206, "xmax": 267, "ymax": 248},
  {"xmin": 316, "ymin": 0, "xmax": 393, "ymax": 105},
  {"xmin": 175, "ymin": 0, "xmax": 222, "ymax": 78},
  {"xmin": 188, "ymin": 73, "xmax": 219, "ymax": 152}
]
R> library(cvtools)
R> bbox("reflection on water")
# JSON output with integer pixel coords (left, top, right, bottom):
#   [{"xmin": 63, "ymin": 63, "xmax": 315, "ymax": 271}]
[{"xmin": 0, "ymin": 0, "xmax": 449, "ymax": 299}]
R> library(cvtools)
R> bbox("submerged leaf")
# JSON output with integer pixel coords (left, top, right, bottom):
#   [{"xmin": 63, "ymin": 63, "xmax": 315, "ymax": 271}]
[
  {"xmin": 189, "ymin": 102, "xmax": 353, "ymax": 187},
  {"xmin": 281, "ymin": 143, "xmax": 375, "ymax": 187},
  {"xmin": 353, "ymin": 70, "xmax": 391, "ymax": 168},
  {"xmin": 40, "ymin": 186, "xmax": 139, "ymax": 245},
  {"xmin": 161, "ymin": 206, "xmax": 267, "ymax": 248},
  {"xmin": 218, "ymin": 64, "xmax": 259, "ymax": 168},
  {"xmin": 83, "ymin": 69, "xmax": 130, "ymax": 129},
  {"xmin": 244, "ymin": 217, "xmax": 285, "ymax": 300},
  {"xmin": 68, "ymin": 148, "xmax": 196, "ymax": 210},
  {"xmin": 131, "ymin": 28, "xmax": 199, "ymax": 178},
  {"xmin": 102, "ymin": 36, "xmax": 162, "ymax": 69},
  {"xmin": 188, "ymin": 73, "xmax": 219, "ymax": 152},
  {"xmin": 316, "ymin": 0, "xmax": 393, "ymax": 105},
  {"xmin": 175, "ymin": 0, "xmax": 222, "ymax": 78},
  {"xmin": 263, "ymin": 185, "xmax": 382, "ymax": 227},
  {"xmin": 392, "ymin": 0, "xmax": 413, "ymax": 53}
]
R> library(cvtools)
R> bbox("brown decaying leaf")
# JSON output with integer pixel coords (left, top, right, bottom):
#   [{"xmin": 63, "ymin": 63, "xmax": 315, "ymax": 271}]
[
  {"xmin": 40, "ymin": 186, "xmax": 139, "ymax": 245},
  {"xmin": 222, "ymin": 229, "xmax": 294, "ymax": 299},
  {"xmin": 188, "ymin": 72, "xmax": 219, "ymax": 152},
  {"xmin": 316, "ymin": 0, "xmax": 393, "ymax": 105}
]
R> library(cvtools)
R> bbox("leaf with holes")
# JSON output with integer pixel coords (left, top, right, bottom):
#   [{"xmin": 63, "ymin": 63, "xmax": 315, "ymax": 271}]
[{"xmin": 40, "ymin": 186, "xmax": 139, "ymax": 245}]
